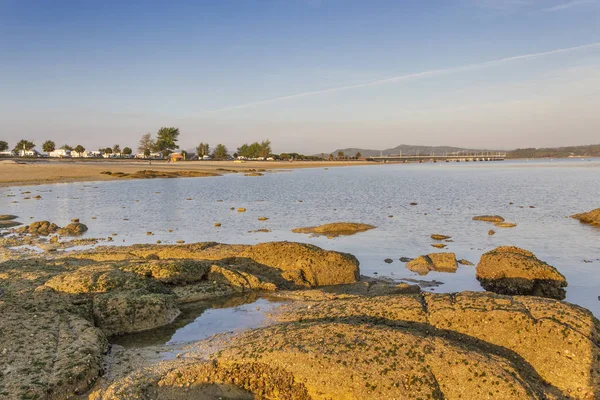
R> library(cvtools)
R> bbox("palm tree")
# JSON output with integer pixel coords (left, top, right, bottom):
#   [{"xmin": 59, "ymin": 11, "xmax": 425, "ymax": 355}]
[{"xmin": 42, "ymin": 140, "xmax": 56, "ymax": 153}]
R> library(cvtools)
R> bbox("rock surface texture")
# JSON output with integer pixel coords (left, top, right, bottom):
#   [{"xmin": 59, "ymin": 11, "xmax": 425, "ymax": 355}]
[
  {"xmin": 476, "ymin": 246, "xmax": 567, "ymax": 299},
  {"xmin": 92, "ymin": 291, "xmax": 600, "ymax": 400}
]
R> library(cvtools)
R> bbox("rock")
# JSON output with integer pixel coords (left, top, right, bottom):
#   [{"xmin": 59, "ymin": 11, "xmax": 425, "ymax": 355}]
[
  {"xmin": 292, "ymin": 222, "xmax": 376, "ymax": 238},
  {"xmin": 258, "ymin": 217, "xmax": 268, "ymax": 221},
  {"xmin": 410, "ymin": 202, "xmax": 418, "ymax": 205},
  {"xmin": 57, "ymin": 222, "xmax": 88, "ymax": 236},
  {"xmin": 406, "ymin": 253, "xmax": 457, "ymax": 275},
  {"xmin": 571, "ymin": 208, "xmax": 600, "ymax": 226},
  {"xmin": 244, "ymin": 172, "xmax": 264, "ymax": 176},
  {"xmin": 399, "ymin": 257, "xmax": 413, "ymax": 263},
  {"xmin": 473, "ymin": 215, "xmax": 505, "ymax": 223},
  {"xmin": 383, "ymin": 258, "xmax": 393, "ymax": 264},
  {"xmin": 0, "ymin": 214, "xmax": 18, "ymax": 221},
  {"xmin": 488, "ymin": 229, "xmax": 496, "ymax": 235},
  {"xmin": 214, "ymin": 222, "xmax": 222, "ymax": 227},
  {"xmin": 431, "ymin": 243, "xmax": 446, "ymax": 249},
  {"xmin": 476, "ymin": 246, "xmax": 567, "ymax": 299},
  {"xmin": 238, "ymin": 242, "xmax": 360, "ymax": 287},
  {"xmin": 71, "ymin": 218, "xmax": 80, "ymax": 223},
  {"xmin": 0, "ymin": 220, "xmax": 22, "ymax": 229},
  {"xmin": 16, "ymin": 220, "xmax": 59, "ymax": 236},
  {"xmin": 93, "ymin": 291, "xmax": 180, "ymax": 336},
  {"xmin": 95, "ymin": 291, "xmax": 600, "ymax": 400},
  {"xmin": 430, "ymin": 234, "xmax": 451, "ymax": 240},
  {"xmin": 494, "ymin": 222, "xmax": 517, "ymax": 228},
  {"xmin": 237, "ymin": 208, "xmax": 246, "ymax": 212},
  {"xmin": 458, "ymin": 259, "xmax": 474, "ymax": 266},
  {"xmin": 176, "ymin": 240, "xmax": 185, "ymax": 244}
]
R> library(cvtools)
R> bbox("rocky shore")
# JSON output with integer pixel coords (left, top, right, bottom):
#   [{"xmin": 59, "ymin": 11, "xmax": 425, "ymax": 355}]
[{"xmin": 0, "ymin": 227, "xmax": 598, "ymax": 398}]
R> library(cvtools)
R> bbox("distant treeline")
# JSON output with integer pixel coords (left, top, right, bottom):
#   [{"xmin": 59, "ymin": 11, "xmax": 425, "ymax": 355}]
[{"xmin": 507, "ymin": 144, "xmax": 600, "ymax": 159}]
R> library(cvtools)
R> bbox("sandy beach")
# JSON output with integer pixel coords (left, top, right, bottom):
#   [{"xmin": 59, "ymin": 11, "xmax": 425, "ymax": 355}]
[{"xmin": 0, "ymin": 159, "xmax": 376, "ymax": 187}]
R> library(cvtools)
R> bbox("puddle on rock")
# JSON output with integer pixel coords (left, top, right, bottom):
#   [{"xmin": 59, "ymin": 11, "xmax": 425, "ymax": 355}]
[{"xmin": 110, "ymin": 293, "xmax": 284, "ymax": 348}]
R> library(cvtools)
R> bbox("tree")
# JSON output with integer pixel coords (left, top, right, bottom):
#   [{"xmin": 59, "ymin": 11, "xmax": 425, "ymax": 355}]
[
  {"xmin": 122, "ymin": 147, "xmax": 132, "ymax": 155},
  {"xmin": 138, "ymin": 133, "xmax": 155, "ymax": 158},
  {"xmin": 355, "ymin": 152, "xmax": 361, "ymax": 159},
  {"xmin": 102, "ymin": 147, "xmax": 113, "ymax": 155},
  {"xmin": 74, "ymin": 145, "xmax": 85, "ymax": 155},
  {"xmin": 42, "ymin": 140, "xmax": 55, "ymax": 153},
  {"xmin": 113, "ymin": 144, "xmax": 121, "ymax": 154},
  {"xmin": 259, "ymin": 139, "xmax": 271, "ymax": 158},
  {"xmin": 0, "ymin": 141, "xmax": 7, "ymax": 152},
  {"xmin": 13, "ymin": 139, "xmax": 35, "ymax": 153},
  {"xmin": 155, "ymin": 127, "xmax": 180, "ymax": 155},
  {"xmin": 196, "ymin": 142, "xmax": 210, "ymax": 157},
  {"xmin": 212, "ymin": 144, "xmax": 229, "ymax": 159},
  {"xmin": 60, "ymin": 144, "xmax": 72, "ymax": 151},
  {"xmin": 181, "ymin": 150, "xmax": 187, "ymax": 159}
]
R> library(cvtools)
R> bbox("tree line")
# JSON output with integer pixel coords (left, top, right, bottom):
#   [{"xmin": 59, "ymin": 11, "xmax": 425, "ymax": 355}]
[{"xmin": 1, "ymin": 126, "xmax": 365, "ymax": 161}]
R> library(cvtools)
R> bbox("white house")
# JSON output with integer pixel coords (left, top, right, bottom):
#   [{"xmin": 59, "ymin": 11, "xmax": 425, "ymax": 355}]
[
  {"xmin": 71, "ymin": 150, "xmax": 91, "ymax": 158},
  {"xmin": 0, "ymin": 151, "xmax": 15, "ymax": 157},
  {"xmin": 49, "ymin": 149, "xmax": 71, "ymax": 158},
  {"xmin": 19, "ymin": 149, "xmax": 41, "ymax": 157}
]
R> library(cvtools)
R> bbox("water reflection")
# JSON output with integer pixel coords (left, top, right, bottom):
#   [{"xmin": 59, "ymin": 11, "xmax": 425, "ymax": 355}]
[{"xmin": 110, "ymin": 293, "xmax": 283, "ymax": 348}]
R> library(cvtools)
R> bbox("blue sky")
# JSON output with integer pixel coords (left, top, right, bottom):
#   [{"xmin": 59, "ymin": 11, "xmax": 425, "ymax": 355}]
[{"xmin": 1, "ymin": 0, "xmax": 599, "ymax": 153}]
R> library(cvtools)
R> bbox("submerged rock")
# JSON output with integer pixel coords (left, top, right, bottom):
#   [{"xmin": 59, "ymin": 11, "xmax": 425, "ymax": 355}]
[
  {"xmin": 292, "ymin": 222, "xmax": 376, "ymax": 238},
  {"xmin": 476, "ymin": 246, "xmax": 567, "ymax": 299},
  {"xmin": 406, "ymin": 253, "xmax": 457, "ymax": 275},
  {"xmin": 16, "ymin": 220, "xmax": 59, "ymax": 235},
  {"xmin": 57, "ymin": 221, "xmax": 88, "ymax": 236},
  {"xmin": 473, "ymin": 215, "xmax": 505, "ymax": 223},
  {"xmin": 571, "ymin": 208, "xmax": 600, "ymax": 226},
  {"xmin": 494, "ymin": 222, "xmax": 517, "ymax": 228}
]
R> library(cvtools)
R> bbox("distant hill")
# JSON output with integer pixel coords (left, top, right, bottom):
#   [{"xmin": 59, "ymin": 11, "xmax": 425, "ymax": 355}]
[
  {"xmin": 326, "ymin": 144, "xmax": 500, "ymax": 157},
  {"xmin": 506, "ymin": 144, "xmax": 600, "ymax": 159}
]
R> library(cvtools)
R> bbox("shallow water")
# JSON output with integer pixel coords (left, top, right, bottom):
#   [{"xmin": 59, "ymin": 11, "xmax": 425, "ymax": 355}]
[
  {"xmin": 110, "ymin": 293, "xmax": 283, "ymax": 347},
  {"xmin": 2, "ymin": 159, "xmax": 600, "ymax": 316}
]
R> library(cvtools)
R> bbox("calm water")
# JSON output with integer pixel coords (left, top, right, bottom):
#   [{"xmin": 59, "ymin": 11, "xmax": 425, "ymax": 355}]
[{"xmin": 2, "ymin": 159, "xmax": 600, "ymax": 317}]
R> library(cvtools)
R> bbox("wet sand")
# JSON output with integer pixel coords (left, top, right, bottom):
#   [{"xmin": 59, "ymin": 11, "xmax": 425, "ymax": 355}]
[{"xmin": 0, "ymin": 159, "xmax": 376, "ymax": 187}]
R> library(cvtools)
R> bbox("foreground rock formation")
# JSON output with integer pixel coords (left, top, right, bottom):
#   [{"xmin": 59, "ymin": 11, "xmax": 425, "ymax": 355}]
[
  {"xmin": 15, "ymin": 220, "xmax": 88, "ymax": 236},
  {"xmin": 406, "ymin": 252, "xmax": 457, "ymax": 275},
  {"xmin": 0, "ymin": 215, "xmax": 21, "ymax": 229},
  {"xmin": 292, "ymin": 222, "xmax": 376, "ymax": 237},
  {"xmin": 0, "ymin": 241, "xmax": 359, "ymax": 399},
  {"xmin": 572, "ymin": 208, "xmax": 600, "ymax": 226},
  {"xmin": 93, "ymin": 291, "xmax": 600, "ymax": 400},
  {"xmin": 476, "ymin": 246, "xmax": 567, "ymax": 299}
]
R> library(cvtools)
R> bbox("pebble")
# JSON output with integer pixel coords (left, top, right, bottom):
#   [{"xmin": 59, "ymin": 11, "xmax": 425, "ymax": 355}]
[
  {"xmin": 258, "ymin": 217, "xmax": 268, "ymax": 221},
  {"xmin": 384, "ymin": 258, "xmax": 393, "ymax": 264},
  {"xmin": 488, "ymin": 230, "xmax": 496, "ymax": 235},
  {"xmin": 214, "ymin": 223, "xmax": 222, "ymax": 227},
  {"xmin": 237, "ymin": 208, "xmax": 246, "ymax": 212},
  {"xmin": 146, "ymin": 232, "xmax": 153, "ymax": 236},
  {"xmin": 176, "ymin": 240, "xmax": 185, "ymax": 244}
]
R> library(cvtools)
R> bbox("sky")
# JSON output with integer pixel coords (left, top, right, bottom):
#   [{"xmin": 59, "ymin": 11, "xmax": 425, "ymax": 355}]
[{"xmin": 1, "ymin": 0, "xmax": 599, "ymax": 154}]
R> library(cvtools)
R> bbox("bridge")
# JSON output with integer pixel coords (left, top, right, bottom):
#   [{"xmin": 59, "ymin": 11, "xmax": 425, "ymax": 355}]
[{"xmin": 366, "ymin": 152, "xmax": 507, "ymax": 163}]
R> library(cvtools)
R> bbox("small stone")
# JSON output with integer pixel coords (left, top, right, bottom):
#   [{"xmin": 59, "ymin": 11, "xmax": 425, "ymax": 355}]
[
  {"xmin": 258, "ymin": 217, "xmax": 268, "ymax": 221},
  {"xmin": 431, "ymin": 243, "xmax": 447, "ymax": 249},
  {"xmin": 237, "ymin": 208, "xmax": 246, "ymax": 212},
  {"xmin": 176, "ymin": 240, "xmax": 185, "ymax": 244},
  {"xmin": 384, "ymin": 258, "xmax": 393, "ymax": 264},
  {"xmin": 71, "ymin": 218, "xmax": 80, "ymax": 223},
  {"xmin": 146, "ymin": 232, "xmax": 153, "ymax": 236},
  {"xmin": 488, "ymin": 230, "xmax": 496, "ymax": 235},
  {"xmin": 214, "ymin": 223, "xmax": 222, "ymax": 227},
  {"xmin": 410, "ymin": 202, "xmax": 418, "ymax": 206},
  {"xmin": 156, "ymin": 240, "xmax": 162, "ymax": 244}
]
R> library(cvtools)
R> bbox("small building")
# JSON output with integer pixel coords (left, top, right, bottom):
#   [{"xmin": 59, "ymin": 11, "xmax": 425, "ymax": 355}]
[
  {"xmin": 49, "ymin": 149, "xmax": 71, "ymax": 158},
  {"xmin": 170, "ymin": 153, "xmax": 184, "ymax": 162}
]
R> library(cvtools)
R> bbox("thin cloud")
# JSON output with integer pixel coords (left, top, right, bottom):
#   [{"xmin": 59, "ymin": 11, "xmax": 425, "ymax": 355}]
[
  {"xmin": 543, "ymin": 0, "xmax": 597, "ymax": 11},
  {"xmin": 205, "ymin": 42, "xmax": 600, "ymax": 114}
]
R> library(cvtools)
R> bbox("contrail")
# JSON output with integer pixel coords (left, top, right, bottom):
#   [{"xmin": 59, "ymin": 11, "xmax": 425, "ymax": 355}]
[{"xmin": 205, "ymin": 42, "xmax": 600, "ymax": 114}]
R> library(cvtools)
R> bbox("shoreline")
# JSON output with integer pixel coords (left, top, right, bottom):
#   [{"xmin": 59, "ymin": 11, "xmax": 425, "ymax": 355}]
[{"xmin": 0, "ymin": 159, "xmax": 378, "ymax": 188}]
